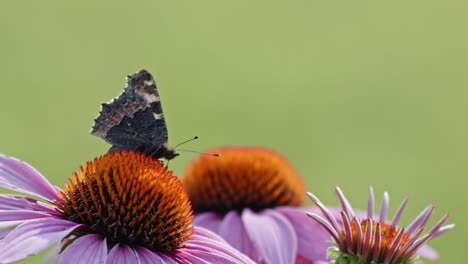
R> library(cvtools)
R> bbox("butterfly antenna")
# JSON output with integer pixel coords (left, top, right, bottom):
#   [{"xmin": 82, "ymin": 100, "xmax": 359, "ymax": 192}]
[
  {"xmin": 173, "ymin": 136, "xmax": 199, "ymax": 149},
  {"xmin": 173, "ymin": 136, "xmax": 220, "ymax": 157},
  {"xmin": 177, "ymin": 149, "xmax": 220, "ymax": 157}
]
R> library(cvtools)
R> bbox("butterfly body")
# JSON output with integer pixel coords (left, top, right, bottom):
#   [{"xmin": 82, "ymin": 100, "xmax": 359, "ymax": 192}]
[{"xmin": 91, "ymin": 69, "xmax": 178, "ymax": 160}]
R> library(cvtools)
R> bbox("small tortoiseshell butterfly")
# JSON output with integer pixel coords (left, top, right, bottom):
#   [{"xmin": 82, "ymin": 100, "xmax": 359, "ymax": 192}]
[{"xmin": 91, "ymin": 69, "xmax": 178, "ymax": 160}]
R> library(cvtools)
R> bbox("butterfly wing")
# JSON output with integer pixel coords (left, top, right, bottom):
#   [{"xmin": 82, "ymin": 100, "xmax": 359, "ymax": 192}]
[{"xmin": 91, "ymin": 69, "xmax": 178, "ymax": 160}]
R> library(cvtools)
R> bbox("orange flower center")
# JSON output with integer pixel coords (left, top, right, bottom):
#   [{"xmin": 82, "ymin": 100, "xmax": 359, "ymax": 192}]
[
  {"xmin": 182, "ymin": 147, "xmax": 305, "ymax": 214},
  {"xmin": 348, "ymin": 219, "xmax": 411, "ymax": 262},
  {"xmin": 55, "ymin": 151, "xmax": 193, "ymax": 253}
]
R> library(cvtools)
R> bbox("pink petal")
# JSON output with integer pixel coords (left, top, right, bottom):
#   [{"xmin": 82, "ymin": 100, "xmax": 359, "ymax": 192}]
[
  {"xmin": 391, "ymin": 197, "xmax": 409, "ymax": 227},
  {"xmin": 135, "ymin": 247, "xmax": 179, "ymax": 264},
  {"xmin": 57, "ymin": 234, "xmax": 107, "ymax": 264},
  {"xmin": 0, "ymin": 210, "xmax": 56, "ymax": 228},
  {"xmin": 296, "ymin": 255, "xmax": 329, "ymax": 264},
  {"xmin": 193, "ymin": 212, "xmax": 223, "ymax": 232},
  {"xmin": 0, "ymin": 194, "xmax": 56, "ymax": 213},
  {"xmin": 191, "ymin": 225, "xmax": 225, "ymax": 241},
  {"xmin": 176, "ymin": 251, "xmax": 207, "ymax": 264},
  {"xmin": 182, "ymin": 245, "xmax": 250, "ymax": 264},
  {"xmin": 0, "ymin": 228, "xmax": 12, "ymax": 240},
  {"xmin": 277, "ymin": 207, "xmax": 333, "ymax": 261},
  {"xmin": 379, "ymin": 192, "xmax": 389, "ymax": 223},
  {"xmin": 42, "ymin": 244, "xmax": 61, "ymax": 264},
  {"xmin": 367, "ymin": 187, "xmax": 374, "ymax": 219},
  {"xmin": 158, "ymin": 253, "xmax": 184, "ymax": 264},
  {"xmin": 335, "ymin": 187, "xmax": 355, "ymax": 219},
  {"xmin": 242, "ymin": 208, "xmax": 297, "ymax": 264},
  {"xmin": 416, "ymin": 244, "xmax": 439, "ymax": 260},
  {"xmin": 218, "ymin": 210, "xmax": 259, "ymax": 260},
  {"xmin": 181, "ymin": 227, "xmax": 255, "ymax": 264},
  {"xmin": 0, "ymin": 155, "xmax": 60, "ymax": 202},
  {"xmin": 0, "ymin": 217, "xmax": 81, "ymax": 263},
  {"xmin": 107, "ymin": 244, "xmax": 138, "ymax": 264}
]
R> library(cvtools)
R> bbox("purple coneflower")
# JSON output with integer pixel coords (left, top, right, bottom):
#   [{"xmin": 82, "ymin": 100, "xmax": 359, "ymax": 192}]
[
  {"xmin": 182, "ymin": 147, "xmax": 331, "ymax": 264},
  {"xmin": 0, "ymin": 151, "xmax": 254, "ymax": 263},
  {"xmin": 307, "ymin": 186, "xmax": 454, "ymax": 264}
]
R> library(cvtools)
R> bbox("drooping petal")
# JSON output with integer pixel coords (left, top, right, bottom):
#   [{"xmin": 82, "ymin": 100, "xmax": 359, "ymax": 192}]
[
  {"xmin": 176, "ymin": 251, "xmax": 208, "ymax": 264},
  {"xmin": 0, "ymin": 218, "xmax": 81, "ymax": 263},
  {"xmin": 218, "ymin": 210, "xmax": 259, "ymax": 260},
  {"xmin": 190, "ymin": 226, "xmax": 225, "ymax": 242},
  {"xmin": 134, "ymin": 247, "xmax": 179, "ymax": 264},
  {"xmin": 415, "ymin": 244, "xmax": 439, "ymax": 260},
  {"xmin": 159, "ymin": 253, "xmax": 185, "ymax": 264},
  {"xmin": 0, "ymin": 210, "xmax": 56, "ymax": 228},
  {"xmin": 0, "ymin": 228, "xmax": 12, "ymax": 240},
  {"xmin": 0, "ymin": 194, "xmax": 57, "ymax": 213},
  {"xmin": 182, "ymin": 227, "xmax": 255, "ymax": 264},
  {"xmin": 193, "ymin": 212, "xmax": 223, "ymax": 232},
  {"xmin": 42, "ymin": 244, "xmax": 61, "ymax": 264},
  {"xmin": 182, "ymin": 246, "xmax": 248, "ymax": 264},
  {"xmin": 0, "ymin": 155, "xmax": 60, "ymax": 202},
  {"xmin": 277, "ymin": 207, "xmax": 332, "ymax": 261},
  {"xmin": 242, "ymin": 208, "xmax": 297, "ymax": 264},
  {"xmin": 107, "ymin": 244, "xmax": 138, "ymax": 264},
  {"xmin": 296, "ymin": 255, "xmax": 319, "ymax": 264},
  {"xmin": 57, "ymin": 234, "xmax": 107, "ymax": 264}
]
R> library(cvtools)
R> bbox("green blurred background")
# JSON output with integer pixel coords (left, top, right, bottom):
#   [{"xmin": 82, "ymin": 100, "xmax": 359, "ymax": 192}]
[{"xmin": 0, "ymin": 1, "xmax": 466, "ymax": 263}]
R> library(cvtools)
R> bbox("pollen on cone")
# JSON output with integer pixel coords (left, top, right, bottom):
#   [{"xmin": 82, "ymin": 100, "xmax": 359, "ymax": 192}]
[
  {"xmin": 56, "ymin": 151, "xmax": 193, "ymax": 253},
  {"xmin": 182, "ymin": 147, "xmax": 305, "ymax": 213}
]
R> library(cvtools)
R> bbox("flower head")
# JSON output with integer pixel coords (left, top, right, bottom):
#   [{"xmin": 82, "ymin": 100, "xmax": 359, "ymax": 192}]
[
  {"xmin": 0, "ymin": 151, "xmax": 254, "ymax": 263},
  {"xmin": 182, "ymin": 146, "xmax": 332, "ymax": 263},
  {"xmin": 307, "ymin": 187, "xmax": 455, "ymax": 264}
]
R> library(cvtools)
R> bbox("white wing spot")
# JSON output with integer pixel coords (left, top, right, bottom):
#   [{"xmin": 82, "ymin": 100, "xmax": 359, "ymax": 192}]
[
  {"xmin": 142, "ymin": 94, "xmax": 159, "ymax": 103},
  {"xmin": 153, "ymin": 113, "xmax": 163, "ymax": 120}
]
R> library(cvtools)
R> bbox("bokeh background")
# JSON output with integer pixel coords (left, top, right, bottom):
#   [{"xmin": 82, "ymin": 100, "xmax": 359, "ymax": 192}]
[{"xmin": 1, "ymin": 1, "xmax": 466, "ymax": 263}]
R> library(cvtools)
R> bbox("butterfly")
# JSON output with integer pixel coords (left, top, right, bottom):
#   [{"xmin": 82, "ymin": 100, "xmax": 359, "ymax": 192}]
[{"xmin": 91, "ymin": 69, "xmax": 178, "ymax": 160}]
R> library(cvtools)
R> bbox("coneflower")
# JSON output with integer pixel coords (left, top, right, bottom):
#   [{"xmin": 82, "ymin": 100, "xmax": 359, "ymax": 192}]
[
  {"xmin": 182, "ymin": 146, "xmax": 332, "ymax": 264},
  {"xmin": 0, "ymin": 151, "xmax": 254, "ymax": 263},
  {"xmin": 307, "ymin": 186, "xmax": 454, "ymax": 264}
]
